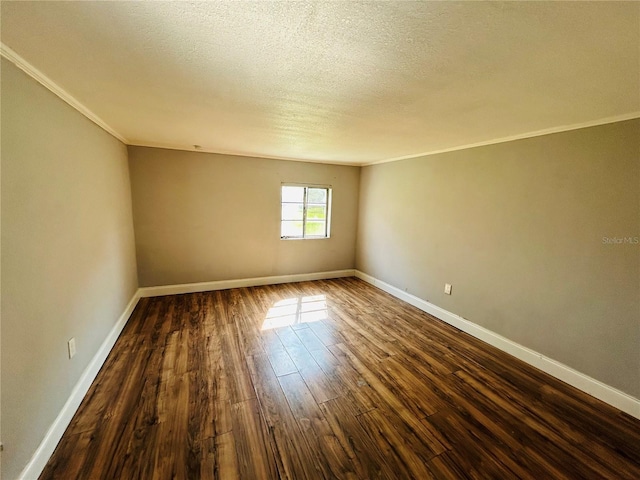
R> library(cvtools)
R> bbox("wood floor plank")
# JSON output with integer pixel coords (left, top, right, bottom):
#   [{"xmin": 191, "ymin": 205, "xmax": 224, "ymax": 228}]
[
  {"xmin": 331, "ymin": 341, "xmax": 450, "ymax": 453},
  {"xmin": 233, "ymin": 288, "xmax": 266, "ymax": 357},
  {"xmin": 356, "ymin": 408, "xmax": 437, "ymax": 479},
  {"xmin": 293, "ymin": 325, "xmax": 329, "ymax": 352},
  {"xmin": 427, "ymin": 450, "xmax": 475, "ymax": 480},
  {"xmin": 40, "ymin": 278, "xmax": 640, "ymax": 480},
  {"xmin": 455, "ymin": 367, "xmax": 640, "ymax": 478},
  {"xmin": 204, "ymin": 332, "xmax": 233, "ymax": 437},
  {"xmin": 245, "ymin": 353, "xmax": 326, "ymax": 480},
  {"xmin": 277, "ymin": 372, "xmax": 358, "ymax": 479},
  {"xmin": 230, "ymin": 398, "xmax": 278, "ymax": 480},
  {"xmin": 375, "ymin": 355, "xmax": 443, "ymax": 418},
  {"xmin": 319, "ymin": 396, "xmax": 398, "ymax": 480},
  {"xmin": 427, "ymin": 408, "xmax": 535, "ymax": 480},
  {"xmin": 307, "ymin": 319, "xmax": 343, "ymax": 347},
  {"xmin": 276, "ymin": 326, "xmax": 340, "ymax": 404},
  {"xmin": 153, "ymin": 370, "xmax": 191, "ymax": 480},
  {"xmin": 39, "ymin": 431, "xmax": 93, "ymax": 480},
  {"xmin": 213, "ymin": 431, "xmax": 240, "ymax": 480},
  {"xmin": 221, "ymin": 324, "xmax": 256, "ymax": 404}
]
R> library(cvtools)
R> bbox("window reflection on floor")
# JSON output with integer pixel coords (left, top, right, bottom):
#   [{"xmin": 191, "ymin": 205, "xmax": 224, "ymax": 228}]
[{"xmin": 261, "ymin": 295, "xmax": 328, "ymax": 330}]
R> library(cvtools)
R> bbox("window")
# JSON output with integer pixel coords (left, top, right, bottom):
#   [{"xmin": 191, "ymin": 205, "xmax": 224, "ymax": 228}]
[{"xmin": 281, "ymin": 184, "xmax": 331, "ymax": 239}]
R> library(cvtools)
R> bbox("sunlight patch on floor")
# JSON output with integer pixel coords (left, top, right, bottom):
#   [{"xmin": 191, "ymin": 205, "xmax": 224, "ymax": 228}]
[{"xmin": 261, "ymin": 295, "xmax": 328, "ymax": 330}]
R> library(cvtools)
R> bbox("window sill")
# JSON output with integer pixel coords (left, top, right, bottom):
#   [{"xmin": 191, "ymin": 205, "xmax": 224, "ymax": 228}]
[{"xmin": 280, "ymin": 236, "xmax": 331, "ymax": 241}]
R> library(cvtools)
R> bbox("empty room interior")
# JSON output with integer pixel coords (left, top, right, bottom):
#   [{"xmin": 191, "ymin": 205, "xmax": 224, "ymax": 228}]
[{"xmin": 1, "ymin": 2, "xmax": 639, "ymax": 479}]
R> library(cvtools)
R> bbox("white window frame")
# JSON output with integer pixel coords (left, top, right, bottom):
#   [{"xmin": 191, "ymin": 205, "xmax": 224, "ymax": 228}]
[{"xmin": 280, "ymin": 183, "xmax": 332, "ymax": 240}]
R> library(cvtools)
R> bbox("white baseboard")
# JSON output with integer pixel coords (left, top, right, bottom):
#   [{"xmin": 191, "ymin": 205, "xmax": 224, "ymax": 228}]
[
  {"xmin": 139, "ymin": 269, "xmax": 356, "ymax": 298},
  {"xmin": 354, "ymin": 270, "xmax": 640, "ymax": 420},
  {"xmin": 18, "ymin": 290, "xmax": 142, "ymax": 480}
]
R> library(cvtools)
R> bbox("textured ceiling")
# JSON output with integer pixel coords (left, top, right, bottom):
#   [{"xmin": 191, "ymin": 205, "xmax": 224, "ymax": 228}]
[{"xmin": 2, "ymin": 1, "xmax": 639, "ymax": 165}]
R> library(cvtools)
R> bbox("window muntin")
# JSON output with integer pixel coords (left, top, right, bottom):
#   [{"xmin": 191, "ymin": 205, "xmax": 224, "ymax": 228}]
[{"xmin": 281, "ymin": 185, "xmax": 331, "ymax": 239}]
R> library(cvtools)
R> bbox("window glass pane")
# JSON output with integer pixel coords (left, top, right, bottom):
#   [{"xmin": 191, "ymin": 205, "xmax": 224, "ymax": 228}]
[
  {"xmin": 306, "ymin": 205, "xmax": 326, "ymax": 220},
  {"xmin": 281, "ymin": 185, "xmax": 330, "ymax": 240},
  {"xmin": 307, "ymin": 188, "xmax": 327, "ymax": 203},
  {"xmin": 281, "ymin": 203, "xmax": 303, "ymax": 221},
  {"xmin": 282, "ymin": 186, "xmax": 304, "ymax": 203},
  {"xmin": 281, "ymin": 221, "xmax": 303, "ymax": 237},
  {"xmin": 305, "ymin": 221, "xmax": 326, "ymax": 236}
]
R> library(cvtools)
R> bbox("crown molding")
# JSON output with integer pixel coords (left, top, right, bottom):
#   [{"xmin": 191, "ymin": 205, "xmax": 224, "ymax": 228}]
[
  {"xmin": 365, "ymin": 112, "xmax": 640, "ymax": 166},
  {"xmin": 1, "ymin": 42, "xmax": 128, "ymax": 144},
  {"xmin": 128, "ymin": 141, "xmax": 363, "ymax": 167}
]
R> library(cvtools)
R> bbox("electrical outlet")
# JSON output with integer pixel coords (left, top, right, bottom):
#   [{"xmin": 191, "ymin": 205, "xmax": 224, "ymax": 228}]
[
  {"xmin": 68, "ymin": 337, "xmax": 76, "ymax": 359},
  {"xmin": 444, "ymin": 283, "xmax": 452, "ymax": 295}
]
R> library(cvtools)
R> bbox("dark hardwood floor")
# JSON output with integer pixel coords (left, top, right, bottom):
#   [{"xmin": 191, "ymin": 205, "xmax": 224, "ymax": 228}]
[{"xmin": 41, "ymin": 277, "xmax": 640, "ymax": 479}]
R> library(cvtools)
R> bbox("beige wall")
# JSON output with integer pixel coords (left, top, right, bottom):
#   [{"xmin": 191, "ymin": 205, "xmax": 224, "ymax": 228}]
[
  {"xmin": 1, "ymin": 59, "xmax": 139, "ymax": 479},
  {"xmin": 357, "ymin": 119, "xmax": 640, "ymax": 398},
  {"xmin": 129, "ymin": 147, "xmax": 360, "ymax": 287}
]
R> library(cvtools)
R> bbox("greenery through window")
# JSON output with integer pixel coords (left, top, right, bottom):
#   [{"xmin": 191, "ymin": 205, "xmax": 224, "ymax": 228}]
[{"xmin": 281, "ymin": 185, "xmax": 331, "ymax": 239}]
